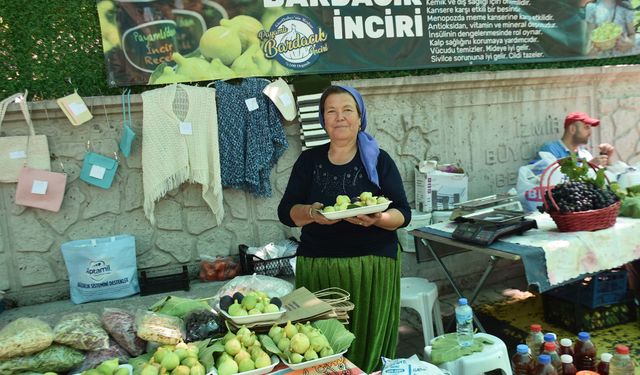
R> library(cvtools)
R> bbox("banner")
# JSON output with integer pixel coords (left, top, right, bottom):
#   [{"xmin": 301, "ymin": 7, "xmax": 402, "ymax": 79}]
[{"xmin": 96, "ymin": 0, "xmax": 640, "ymax": 87}]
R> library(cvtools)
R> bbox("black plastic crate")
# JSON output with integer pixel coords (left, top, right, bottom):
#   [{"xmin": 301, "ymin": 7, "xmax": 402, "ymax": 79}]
[
  {"xmin": 542, "ymin": 292, "xmax": 636, "ymax": 333},
  {"xmin": 239, "ymin": 243, "xmax": 296, "ymax": 277},
  {"xmin": 544, "ymin": 268, "xmax": 628, "ymax": 308}
]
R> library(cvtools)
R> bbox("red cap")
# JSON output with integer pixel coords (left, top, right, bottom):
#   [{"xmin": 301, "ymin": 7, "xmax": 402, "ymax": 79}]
[
  {"xmin": 544, "ymin": 342, "xmax": 556, "ymax": 351},
  {"xmin": 564, "ymin": 112, "xmax": 600, "ymax": 128},
  {"xmin": 615, "ymin": 344, "xmax": 630, "ymax": 355},
  {"xmin": 530, "ymin": 324, "xmax": 542, "ymax": 332}
]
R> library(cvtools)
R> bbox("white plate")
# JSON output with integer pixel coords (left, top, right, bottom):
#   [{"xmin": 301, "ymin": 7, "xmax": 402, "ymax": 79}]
[
  {"xmin": 207, "ymin": 356, "xmax": 279, "ymax": 375},
  {"xmin": 218, "ymin": 304, "xmax": 286, "ymax": 325},
  {"xmin": 320, "ymin": 201, "xmax": 392, "ymax": 220},
  {"xmin": 283, "ymin": 350, "xmax": 347, "ymax": 370}
]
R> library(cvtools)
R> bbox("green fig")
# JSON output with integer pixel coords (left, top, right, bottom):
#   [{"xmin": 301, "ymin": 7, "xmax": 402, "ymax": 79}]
[
  {"xmin": 254, "ymin": 353, "xmax": 272, "ymax": 369},
  {"xmin": 224, "ymin": 338, "xmax": 242, "ymax": 356},
  {"xmin": 161, "ymin": 352, "xmax": 181, "ymax": 371},
  {"xmin": 290, "ymin": 333, "xmax": 310, "ymax": 354},
  {"xmin": 209, "ymin": 58, "xmax": 236, "ymax": 80},
  {"xmin": 151, "ymin": 66, "xmax": 190, "ymax": 85},
  {"xmin": 268, "ymin": 324, "xmax": 282, "ymax": 339},
  {"xmin": 238, "ymin": 358, "xmax": 256, "ymax": 372},
  {"xmin": 190, "ymin": 363, "xmax": 205, "ymax": 375},
  {"xmin": 173, "ymin": 52, "xmax": 213, "ymax": 81},
  {"xmin": 199, "ymin": 26, "xmax": 242, "ymax": 65},
  {"xmin": 220, "ymin": 15, "xmax": 263, "ymax": 51},
  {"xmin": 230, "ymin": 44, "xmax": 261, "ymax": 76},
  {"xmin": 97, "ymin": 358, "xmax": 119, "ymax": 375},
  {"xmin": 283, "ymin": 321, "xmax": 298, "ymax": 339},
  {"xmin": 216, "ymin": 358, "xmax": 238, "ymax": 375},
  {"xmin": 171, "ymin": 365, "xmax": 190, "ymax": 375},
  {"xmin": 304, "ymin": 349, "xmax": 318, "ymax": 361}
]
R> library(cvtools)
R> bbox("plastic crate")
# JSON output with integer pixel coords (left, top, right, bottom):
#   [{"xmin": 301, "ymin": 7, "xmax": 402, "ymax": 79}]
[
  {"xmin": 543, "ymin": 268, "xmax": 628, "ymax": 308},
  {"xmin": 239, "ymin": 243, "xmax": 296, "ymax": 277},
  {"xmin": 542, "ymin": 292, "xmax": 636, "ymax": 333}
]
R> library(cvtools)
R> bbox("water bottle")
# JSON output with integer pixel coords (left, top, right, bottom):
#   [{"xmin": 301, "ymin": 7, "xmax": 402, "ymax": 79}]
[
  {"xmin": 455, "ymin": 297, "xmax": 474, "ymax": 347},
  {"xmin": 609, "ymin": 344, "xmax": 635, "ymax": 375}
]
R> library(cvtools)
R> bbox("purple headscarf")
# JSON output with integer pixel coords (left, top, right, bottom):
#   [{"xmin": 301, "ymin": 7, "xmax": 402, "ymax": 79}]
[{"xmin": 319, "ymin": 85, "xmax": 380, "ymax": 188}]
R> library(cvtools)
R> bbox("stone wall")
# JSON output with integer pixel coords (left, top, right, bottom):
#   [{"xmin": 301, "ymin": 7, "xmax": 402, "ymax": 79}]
[{"xmin": 1, "ymin": 65, "xmax": 639, "ymax": 306}]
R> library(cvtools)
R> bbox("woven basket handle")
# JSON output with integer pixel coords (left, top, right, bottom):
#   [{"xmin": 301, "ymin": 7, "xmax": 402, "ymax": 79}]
[
  {"xmin": 539, "ymin": 157, "xmax": 611, "ymax": 212},
  {"xmin": 0, "ymin": 91, "xmax": 36, "ymax": 136}
]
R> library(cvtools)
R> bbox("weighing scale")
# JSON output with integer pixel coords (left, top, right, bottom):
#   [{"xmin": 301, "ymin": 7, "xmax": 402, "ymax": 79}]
[{"xmin": 452, "ymin": 210, "xmax": 538, "ymax": 245}]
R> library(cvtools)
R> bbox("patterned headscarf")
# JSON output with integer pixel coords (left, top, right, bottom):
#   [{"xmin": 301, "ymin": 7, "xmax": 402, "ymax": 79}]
[{"xmin": 319, "ymin": 85, "xmax": 380, "ymax": 188}]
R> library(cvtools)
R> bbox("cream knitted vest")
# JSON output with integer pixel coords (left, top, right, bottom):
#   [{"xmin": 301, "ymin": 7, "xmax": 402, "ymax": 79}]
[{"xmin": 141, "ymin": 84, "xmax": 223, "ymax": 225}]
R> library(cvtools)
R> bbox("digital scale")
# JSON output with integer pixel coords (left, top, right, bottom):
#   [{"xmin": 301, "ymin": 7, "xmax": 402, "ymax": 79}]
[{"xmin": 450, "ymin": 194, "xmax": 538, "ymax": 245}]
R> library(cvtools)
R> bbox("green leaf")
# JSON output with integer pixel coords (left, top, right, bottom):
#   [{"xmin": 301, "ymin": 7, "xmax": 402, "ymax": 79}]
[
  {"xmin": 130, "ymin": 353, "xmax": 153, "ymax": 375},
  {"xmin": 148, "ymin": 296, "xmax": 211, "ymax": 318},
  {"xmin": 594, "ymin": 169, "xmax": 606, "ymax": 189},
  {"xmin": 430, "ymin": 333, "xmax": 494, "ymax": 365},
  {"xmin": 258, "ymin": 334, "xmax": 285, "ymax": 358},
  {"xmin": 198, "ymin": 340, "xmax": 222, "ymax": 371},
  {"xmin": 312, "ymin": 319, "xmax": 355, "ymax": 354}
]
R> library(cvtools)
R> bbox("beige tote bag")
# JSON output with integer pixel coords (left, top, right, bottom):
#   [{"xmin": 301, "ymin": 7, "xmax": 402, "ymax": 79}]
[{"xmin": 0, "ymin": 91, "xmax": 51, "ymax": 183}]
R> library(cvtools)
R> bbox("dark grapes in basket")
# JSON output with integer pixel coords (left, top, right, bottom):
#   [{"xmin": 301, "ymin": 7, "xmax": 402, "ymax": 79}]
[{"xmin": 544, "ymin": 181, "xmax": 619, "ymax": 213}]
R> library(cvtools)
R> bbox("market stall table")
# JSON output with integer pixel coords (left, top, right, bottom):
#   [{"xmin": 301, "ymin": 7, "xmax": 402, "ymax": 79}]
[{"xmin": 410, "ymin": 212, "xmax": 640, "ymax": 331}]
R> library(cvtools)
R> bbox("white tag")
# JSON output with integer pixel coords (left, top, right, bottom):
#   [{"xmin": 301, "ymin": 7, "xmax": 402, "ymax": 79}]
[
  {"xmin": 245, "ymin": 97, "xmax": 259, "ymax": 111},
  {"xmin": 31, "ymin": 180, "xmax": 48, "ymax": 195},
  {"xmin": 89, "ymin": 165, "xmax": 106, "ymax": 179},
  {"xmin": 10, "ymin": 150, "xmax": 27, "ymax": 159},
  {"xmin": 179, "ymin": 122, "xmax": 193, "ymax": 135},
  {"xmin": 68, "ymin": 102, "xmax": 89, "ymax": 116},
  {"xmin": 278, "ymin": 93, "xmax": 292, "ymax": 106}
]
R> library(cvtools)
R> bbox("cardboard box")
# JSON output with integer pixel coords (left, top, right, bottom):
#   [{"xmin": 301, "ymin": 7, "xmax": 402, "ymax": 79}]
[{"xmin": 415, "ymin": 168, "xmax": 468, "ymax": 213}]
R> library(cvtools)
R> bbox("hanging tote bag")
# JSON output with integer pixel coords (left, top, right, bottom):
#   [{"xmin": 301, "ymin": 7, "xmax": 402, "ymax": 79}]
[
  {"xmin": 61, "ymin": 234, "xmax": 140, "ymax": 304},
  {"xmin": 80, "ymin": 142, "xmax": 119, "ymax": 189},
  {"xmin": 15, "ymin": 166, "xmax": 67, "ymax": 212},
  {"xmin": 0, "ymin": 91, "xmax": 51, "ymax": 183},
  {"xmin": 119, "ymin": 89, "xmax": 136, "ymax": 158}
]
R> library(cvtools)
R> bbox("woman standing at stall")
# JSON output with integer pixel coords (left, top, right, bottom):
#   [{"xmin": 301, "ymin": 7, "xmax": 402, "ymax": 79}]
[{"xmin": 278, "ymin": 85, "xmax": 411, "ymax": 372}]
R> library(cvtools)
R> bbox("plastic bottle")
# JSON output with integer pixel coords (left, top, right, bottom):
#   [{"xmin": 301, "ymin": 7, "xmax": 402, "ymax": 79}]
[
  {"xmin": 609, "ymin": 344, "xmax": 635, "ymax": 375},
  {"xmin": 542, "ymin": 342, "xmax": 562, "ymax": 374},
  {"xmin": 561, "ymin": 354, "xmax": 577, "ymax": 375},
  {"xmin": 540, "ymin": 333, "xmax": 561, "ymax": 356},
  {"xmin": 559, "ymin": 338, "xmax": 574, "ymax": 358},
  {"xmin": 512, "ymin": 344, "xmax": 534, "ymax": 375},
  {"xmin": 455, "ymin": 297, "xmax": 474, "ymax": 347},
  {"xmin": 526, "ymin": 324, "xmax": 545, "ymax": 358},
  {"xmin": 596, "ymin": 353, "xmax": 612, "ymax": 375},
  {"xmin": 533, "ymin": 354, "xmax": 558, "ymax": 375},
  {"xmin": 573, "ymin": 332, "xmax": 597, "ymax": 371}
]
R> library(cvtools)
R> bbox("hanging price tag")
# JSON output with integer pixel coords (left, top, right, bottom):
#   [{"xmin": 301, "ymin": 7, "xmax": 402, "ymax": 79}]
[{"xmin": 179, "ymin": 122, "xmax": 193, "ymax": 135}]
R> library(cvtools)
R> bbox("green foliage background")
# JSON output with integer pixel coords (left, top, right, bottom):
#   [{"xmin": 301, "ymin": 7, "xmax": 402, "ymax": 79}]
[{"xmin": 1, "ymin": 0, "xmax": 639, "ymax": 100}]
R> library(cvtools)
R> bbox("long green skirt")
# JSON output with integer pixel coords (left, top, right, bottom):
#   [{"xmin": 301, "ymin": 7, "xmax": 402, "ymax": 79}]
[{"xmin": 295, "ymin": 252, "xmax": 401, "ymax": 373}]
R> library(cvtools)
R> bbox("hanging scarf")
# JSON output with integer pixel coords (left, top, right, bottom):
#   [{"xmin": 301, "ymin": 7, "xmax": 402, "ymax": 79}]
[{"xmin": 319, "ymin": 85, "xmax": 381, "ymax": 188}]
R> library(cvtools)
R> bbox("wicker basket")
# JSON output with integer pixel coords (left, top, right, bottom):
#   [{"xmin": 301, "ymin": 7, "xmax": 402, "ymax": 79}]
[{"xmin": 540, "ymin": 159, "xmax": 620, "ymax": 232}]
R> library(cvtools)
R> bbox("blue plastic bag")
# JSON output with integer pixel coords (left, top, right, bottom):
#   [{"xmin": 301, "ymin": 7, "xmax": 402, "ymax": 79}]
[{"xmin": 61, "ymin": 235, "xmax": 139, "ymax": 304}]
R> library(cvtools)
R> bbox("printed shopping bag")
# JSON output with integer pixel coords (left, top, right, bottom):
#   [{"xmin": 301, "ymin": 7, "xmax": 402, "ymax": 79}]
[
  {"xmin": 119, "ymin": 89, "xmax": 136, "ymax": 158},
  {"xmin": 0, "ymin": 91, "xmax": 51, "ymax": 183},
  {"xmin": 15, "ymin": 167, "xmax": 67, "ymax": 212},
  {"xmin": 80, "ymin": 151, "xmax": 119, "ymax": 189},
  {"xmin": 61, "ymin": 234, "xmax": 140, "ymax": 304}
]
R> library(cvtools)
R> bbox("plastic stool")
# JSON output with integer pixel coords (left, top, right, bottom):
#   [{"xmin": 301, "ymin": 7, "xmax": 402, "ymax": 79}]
[
  {"xmin": 424, "ymin": 333, "xmax": 513, "ymax": 375},
  {"xmin": 400, "ymin": 277, "xmax": 445, "ymax": 347}
]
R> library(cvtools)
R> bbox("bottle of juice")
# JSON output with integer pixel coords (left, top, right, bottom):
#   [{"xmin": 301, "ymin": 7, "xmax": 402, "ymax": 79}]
[
  {"xmin": 540, "ymin": 333, "xmax": 560, "ymax": 355},
  {"xmin": 542, "ymin": 342, "xmax": 562, "ymax": 374},
  {"xmin": 561, "ymin": 354, "xmax": 577, "ymax": 375},
  {"xmin": 609, "ymin": 344, "xmax": 635, "ymax": 375},
  {"xmin": 573, "ymin": 332, "xmax": 596, "ymax": 371},
  {"xmin": 596, "ymin": 353, "xmax": 612, "ymax": 375},
  {"xmin": 512, "ymin": 344, "xmax": 534, "ymax": 375},
  {"xmin": 559, "ymin": 338, "xmax": 574, "ymax": 358},
  {"xmin": 533, "ymin": 354, "xmax": 558, "ymax": 375},
  {"xmin": 527, "ymin": 324, "xmax": 545, "ymax": 358}
]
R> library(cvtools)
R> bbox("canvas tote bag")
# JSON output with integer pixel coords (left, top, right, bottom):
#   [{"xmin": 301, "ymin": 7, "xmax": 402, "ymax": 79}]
[{"xmin": 0, "ymin": 91, "xmax": 51, "ymax": 183}]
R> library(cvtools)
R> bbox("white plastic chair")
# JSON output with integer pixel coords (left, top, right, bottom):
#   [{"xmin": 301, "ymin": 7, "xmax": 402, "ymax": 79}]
[
  {"xmin": 424, "ymin": 332, "xmax": 513, "ymax": 375},
  {"xmin": 400, "ymin": 277, "xmax": 445, "ymax": 347}
]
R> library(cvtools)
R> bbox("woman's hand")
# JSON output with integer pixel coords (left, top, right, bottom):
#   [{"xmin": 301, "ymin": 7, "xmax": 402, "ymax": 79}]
[
  {"xmin": 345, "ymin": 213, "xmax": 381, "ymax": 227},
  {"xmin": 310, "ymin": 202, "xmax": 341, "ymax": 225}
]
